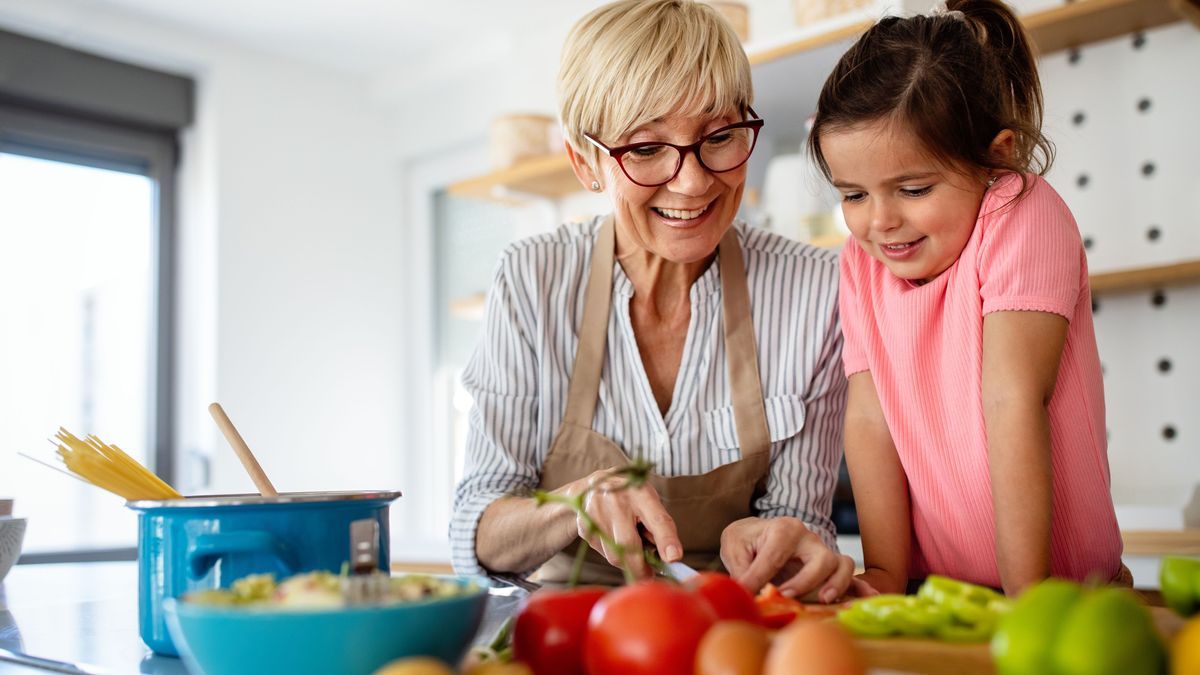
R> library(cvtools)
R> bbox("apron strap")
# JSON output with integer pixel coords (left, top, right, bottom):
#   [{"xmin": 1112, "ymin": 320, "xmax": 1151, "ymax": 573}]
[
  {"xmin": 717, "ymin": 229, "xmax": 771, "ymax": 460},
  {"xmin": 561, "ymin": 217, "xmax": 616, "ymax": 428},
  {"xmin": 561, "ymin": 218, "xmax": 770, "ymax": 460}
]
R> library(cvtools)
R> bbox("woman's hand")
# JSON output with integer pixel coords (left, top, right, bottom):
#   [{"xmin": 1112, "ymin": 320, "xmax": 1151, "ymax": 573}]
[
  {"xmin": 720, "ymin": 516, "xmax": 862, "ymax": 603},
  {"xmin": 576, "ymin": 468, "xmax": 683, "ymax": 578}
]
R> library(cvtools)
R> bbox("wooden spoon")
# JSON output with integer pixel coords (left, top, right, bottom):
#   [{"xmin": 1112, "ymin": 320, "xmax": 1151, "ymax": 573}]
[{"xmin": 208, "ymin": 402, "xmax": 279, "ymax": 497}]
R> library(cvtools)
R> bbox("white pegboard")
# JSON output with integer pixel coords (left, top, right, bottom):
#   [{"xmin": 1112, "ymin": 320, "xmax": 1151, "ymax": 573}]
[
  {"xmin": 1042, "ymin": 23, "xmax": 1200, "ymax": 272},
  {"xmin": 1040, "ymin": 22, "xmax": 1200, "ymax": 511}
]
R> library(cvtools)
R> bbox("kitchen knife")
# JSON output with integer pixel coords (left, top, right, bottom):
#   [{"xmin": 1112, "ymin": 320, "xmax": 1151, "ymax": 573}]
[{"xmin": 665, "ymin": 560, "xmax": 700, "ymax": 581}]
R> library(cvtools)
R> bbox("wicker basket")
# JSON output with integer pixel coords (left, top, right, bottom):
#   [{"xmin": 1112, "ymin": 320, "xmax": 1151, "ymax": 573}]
[
  {"xmin": 704, "ymin": 1, "xmax": 750, "ymax": 42},
  {"xmin": 793, "ymin": 0, "xmax": 875, "ymax": 28},
  {"xmin": 489, "ymin": 114, "xmax": 558, "ymax": 169}
]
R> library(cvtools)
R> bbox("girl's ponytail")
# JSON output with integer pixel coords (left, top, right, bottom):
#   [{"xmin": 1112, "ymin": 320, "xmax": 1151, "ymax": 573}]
[
  {"xmin": 809, "ymin": 0, "xmax": 1054, "ymax": 194},
  {"xmin": 947, "ymin": 0, "xmax": 1053, "ymax": 174}
]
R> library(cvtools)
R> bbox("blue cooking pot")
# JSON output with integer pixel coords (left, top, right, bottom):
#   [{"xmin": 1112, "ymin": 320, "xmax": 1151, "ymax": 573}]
[{"xmin": 126, "ymin": 490, "xmax": 401, "ymax": 656}]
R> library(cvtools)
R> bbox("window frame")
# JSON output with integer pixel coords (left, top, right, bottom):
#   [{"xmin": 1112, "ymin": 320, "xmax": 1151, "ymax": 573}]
[{"xmin": 0, "ymin": 101, "xmax": 178, "ymax": 564}]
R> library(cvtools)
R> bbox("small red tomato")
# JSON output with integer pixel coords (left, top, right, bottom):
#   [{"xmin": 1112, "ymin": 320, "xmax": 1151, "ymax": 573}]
[
  {"xmin": 584, "ymin": 580, "xmax": 718, "ymax": 675},
  {"xmin": 685, "ymin": 572, "xmax": 760, "ymax": 623},
  {"xmin": 511, "ymin": 586, "xmax": 607, "ymax": 675},
  {"xmin": 754, "ymin": 583, "xmax": 808, "ymax": 629}
]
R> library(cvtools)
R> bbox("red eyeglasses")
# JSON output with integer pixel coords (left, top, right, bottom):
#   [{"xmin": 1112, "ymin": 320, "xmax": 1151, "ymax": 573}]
[{"xmin": 584, "ymin": 108, "xmax": 764, "ymax": 187}]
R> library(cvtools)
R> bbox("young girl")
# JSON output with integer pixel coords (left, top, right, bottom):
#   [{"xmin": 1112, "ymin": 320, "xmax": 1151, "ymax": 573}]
[{"xmin": 809, "ymin": 0, "xmax": 1126, "ymax": 595}]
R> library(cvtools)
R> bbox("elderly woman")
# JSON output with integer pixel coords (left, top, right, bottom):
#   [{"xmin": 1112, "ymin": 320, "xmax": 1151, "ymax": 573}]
[{"xmin": 451, "ymin": 0, "xmax": 856, "ymax": 601}]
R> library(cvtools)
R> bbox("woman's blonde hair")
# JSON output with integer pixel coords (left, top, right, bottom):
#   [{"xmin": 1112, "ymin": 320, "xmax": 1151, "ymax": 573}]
[{"xmin": 558, "ymin": 0, "xmax": 753, "ymax": 170}]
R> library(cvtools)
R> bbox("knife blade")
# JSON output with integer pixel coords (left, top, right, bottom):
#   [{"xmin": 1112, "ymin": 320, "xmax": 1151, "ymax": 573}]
[
  {"xmin": 0, "ymin": 647, "xmax": 108, "ymax": 674},
  {"xmin": 665, "ymin": 560, "xmax": 700, "ymax": 581}
]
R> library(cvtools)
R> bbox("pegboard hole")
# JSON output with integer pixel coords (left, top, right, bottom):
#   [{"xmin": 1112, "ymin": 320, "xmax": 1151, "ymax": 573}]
[
  {"xmin": 1091, "ymin": 298, "xmax": 1099, "ymax": 314},
  {"xmin": 1157, "ymin": 358, "xmax": 1172, "ymax": 374},
  {"xmin": 1151, "ymin": 290, "xmax": 1167, "ymax": 308},
  {"xmin": 1083, "ymin": 236, "xmax": 1094, "ymax": 250},
  {"xmin": 1072, "ymin": 111, "xmax": 1086, "ymax": 126},
  {"xmin": 1068, "ymin": 48, "xmax": 1082, "ymax": 64},
  {"xmin": 1132, "ymin": 32, "xmax": 1147, "ymax": 50},
  {"xmin": 1142, "ymin": 162, "xmax": 1156, "ymax": 177},
  {"xmin": 1076, "ymin": 173, "xmax": 1090, "ymax": 188},
  {"xmin": 1162, "ymin": 425, "xmax": 1177, "ymax": 441},
  {"xmin": 1147, "ymin": 226, "xmax": 1161, "ymax": 242},
  {"xmin": 1137, "ymin": 97, "xmax": 1152, "ymax": 113}
]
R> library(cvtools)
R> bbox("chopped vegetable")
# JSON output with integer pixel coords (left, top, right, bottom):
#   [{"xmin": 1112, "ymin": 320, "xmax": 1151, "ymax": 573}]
[
  {"xmin": 183, "ymin": 570, "xmax": 477, "ymax": 608},
  {"xmin": 837, "ymin": 575, "xmax": 1010, "ymax": 642}
]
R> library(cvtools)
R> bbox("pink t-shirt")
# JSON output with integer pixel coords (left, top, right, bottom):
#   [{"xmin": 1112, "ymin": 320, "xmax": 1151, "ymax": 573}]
[{"xmin": 839, "ymin": 173, "xmax": 1123, "ymax": 587}]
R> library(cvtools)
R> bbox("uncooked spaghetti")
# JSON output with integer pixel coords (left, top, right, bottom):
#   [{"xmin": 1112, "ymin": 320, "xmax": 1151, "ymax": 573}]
[{"xmin": 47, "ymin": 428, "xmax": 181, "ymax": 500}]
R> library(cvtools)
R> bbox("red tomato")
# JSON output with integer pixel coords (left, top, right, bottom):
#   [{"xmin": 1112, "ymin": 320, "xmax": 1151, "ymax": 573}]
[
  {"xmin": 754, "ymin": 583, "xmax": 807, "ymax": 629},
  {"xmin": 685, "ymin": 572, "xmax": 760, "ymax": 623},
  {"xmin": 511, "ymin": 586, "xmax": 607, "ymax": 675},
  {"xmin": 584, "ymin": 580, "xmax": 718, "ymax": 675}
]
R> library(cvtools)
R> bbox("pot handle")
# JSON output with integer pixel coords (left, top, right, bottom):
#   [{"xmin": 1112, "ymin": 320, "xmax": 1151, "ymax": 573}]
[{"xmin": 187, "ymin": 531, "xmax": 299, "ymax": 580}]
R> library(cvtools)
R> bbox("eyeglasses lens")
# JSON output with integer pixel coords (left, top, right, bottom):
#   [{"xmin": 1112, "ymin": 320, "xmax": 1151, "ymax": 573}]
[{"xmin": 620, "ymin": 127, "xmax": 756, "ymax": 186}]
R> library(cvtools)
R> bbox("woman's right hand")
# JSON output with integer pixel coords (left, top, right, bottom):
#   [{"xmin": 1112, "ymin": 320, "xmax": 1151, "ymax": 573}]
[{"xmin": 573, "ymin": 468, "xmax": 683, "ymax": 578}]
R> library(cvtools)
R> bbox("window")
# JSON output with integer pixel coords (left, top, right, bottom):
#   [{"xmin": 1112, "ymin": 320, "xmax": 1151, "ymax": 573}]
[{"xmin": 0, "ymin": 29, "xmax": 191, "ymax": 562}]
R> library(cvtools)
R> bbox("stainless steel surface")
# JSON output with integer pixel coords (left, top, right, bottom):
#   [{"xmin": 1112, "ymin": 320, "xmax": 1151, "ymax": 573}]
[
  {"xmin": 0, "ymin": 647, "xmax": 107, "ymax": 674},
  {"xmin": 0, "ymin": 562, "xmax": 188, "ymax": 674},
  {"xmin": 349, "ymin": 519, "xmax": 379, "ymax": 574},
  {"xmin": 343, "ymin": 519, "xmax": 389, "ymax": 604},
  {"xmin": 125, "ymin": 489, "xmax": 402, "ymax": 509}
]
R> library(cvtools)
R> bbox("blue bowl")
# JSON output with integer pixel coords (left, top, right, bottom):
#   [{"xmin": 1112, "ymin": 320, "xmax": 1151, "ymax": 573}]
[{"xmin": 164, "ymin": 576, "xmax": 489, "ymax": 675}]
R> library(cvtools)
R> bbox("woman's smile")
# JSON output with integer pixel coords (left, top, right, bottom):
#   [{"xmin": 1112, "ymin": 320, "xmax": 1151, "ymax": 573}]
[{"xmin": 650, "ymin": 198, "xmax": 716, "ymax": 228}]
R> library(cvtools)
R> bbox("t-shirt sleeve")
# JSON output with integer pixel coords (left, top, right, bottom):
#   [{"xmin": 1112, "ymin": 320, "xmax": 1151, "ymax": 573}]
[
  {"xmin": 838, "ymin": 243, "xmax": 870, "ymax": 376},
  {"xmin": 977, "ymin": 177, "xmax": 1083, "ymax": 320}
]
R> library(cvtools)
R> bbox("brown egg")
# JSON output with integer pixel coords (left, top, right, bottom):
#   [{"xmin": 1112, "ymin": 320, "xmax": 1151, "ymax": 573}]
[
  {"xmin": 695, "ymin": 620, "xmax": 772, "ymax": 675},
  {"xmin": 763, "ymin": 620, "xmax": 866, "ymax": 675}
]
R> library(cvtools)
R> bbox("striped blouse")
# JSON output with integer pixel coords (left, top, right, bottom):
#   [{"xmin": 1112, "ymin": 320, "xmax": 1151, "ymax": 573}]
[{"xmin": 449, "ymin": 217, "xmax": 848, "ymax": 575}]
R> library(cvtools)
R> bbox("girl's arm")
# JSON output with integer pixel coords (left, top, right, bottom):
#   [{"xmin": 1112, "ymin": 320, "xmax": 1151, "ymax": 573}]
[
  {"xmin": 982, "ymin": 310, "xmax": 1068, "ymax": 595},
  {"xmin": 845, "ymin": 371, "xmax": 910, "ymax": 595}
]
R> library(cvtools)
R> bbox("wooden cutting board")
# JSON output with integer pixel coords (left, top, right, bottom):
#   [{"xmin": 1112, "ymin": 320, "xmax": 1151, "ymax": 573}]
[{"xmin": 851, "ymin": 606, "xmax": 1184, "ymax": 675}]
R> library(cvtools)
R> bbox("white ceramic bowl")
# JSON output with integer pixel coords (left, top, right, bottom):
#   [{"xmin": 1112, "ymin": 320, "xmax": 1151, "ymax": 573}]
[{"xmin": 0, "ymin": 517, "xmax": 27, "ymax": 583}]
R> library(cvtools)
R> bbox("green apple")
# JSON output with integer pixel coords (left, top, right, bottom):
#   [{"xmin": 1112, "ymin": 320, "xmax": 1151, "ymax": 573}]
[
  {"xmin": 991, "ymin": 579, "xmax": 1082, "ymax": 675},
  {"xmin": 1050, "ymin": 587, "xmax": 1165, "ymax": 675}
]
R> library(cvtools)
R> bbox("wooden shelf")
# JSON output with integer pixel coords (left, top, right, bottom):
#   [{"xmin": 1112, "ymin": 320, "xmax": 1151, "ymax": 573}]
[
  {"xmin": 448, "ymin": 0, "xmax": 1194, "ymax": 204},
  {"xmin": 446, "ymin": 153, "xmax": 580, "ymax": 203},
  {"xmin": 1090, "ymin": 259, "xmax": 1200, "ymax": 293},
  {"xmin": 810, "ymin": 233, "xmax": 848, "ymax": 248},
  {"xmin": 1122, "ymin": 528, "xmax": 1200, "ymax": 556},
  {"xmin": 746, "ymin": 18, "xmax": 874, "ymax": 66},
  {"xmin": 1025, "ymin": 0, "xmax": 1189, "ymax": 55}
]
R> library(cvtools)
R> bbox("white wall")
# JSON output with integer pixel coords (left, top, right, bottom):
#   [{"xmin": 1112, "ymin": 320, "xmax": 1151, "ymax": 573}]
[{"xmin": 0, "ymin": 1, "xmax": 407, "ymax": 508}]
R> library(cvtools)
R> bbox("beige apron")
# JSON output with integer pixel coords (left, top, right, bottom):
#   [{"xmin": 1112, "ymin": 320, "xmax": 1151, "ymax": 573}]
[{"xmin": 536, "ymin": 217, "xmax": 773, "ymax": 584}]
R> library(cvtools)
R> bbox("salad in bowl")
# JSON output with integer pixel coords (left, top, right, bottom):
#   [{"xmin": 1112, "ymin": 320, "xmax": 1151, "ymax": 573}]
[{"xmin": 166, "ymin": 570, "xmax": 488, "ymax": 675}]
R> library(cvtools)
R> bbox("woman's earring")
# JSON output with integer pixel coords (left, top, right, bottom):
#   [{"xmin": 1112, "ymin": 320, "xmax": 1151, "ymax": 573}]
[
  {"xmin": 986, "ymin": 175, "xmax": 997, "ymax": 187},
  {"xmin": 590, "ymin": 180, "xmax": 601, "ymax": 192}
]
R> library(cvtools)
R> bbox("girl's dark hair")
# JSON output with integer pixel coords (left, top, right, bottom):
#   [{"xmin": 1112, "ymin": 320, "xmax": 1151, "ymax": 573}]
[{"xmin": 808, "ymin": 0, "xmax": 1053, "ymax": 192}]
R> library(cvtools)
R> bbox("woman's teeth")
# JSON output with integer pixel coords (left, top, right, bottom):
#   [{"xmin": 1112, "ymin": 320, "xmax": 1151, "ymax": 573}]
[
  {"xmin": 653, "ymin": 205, "xmax": 708, "ymax": 220},
  {"xmin": 882, "ymin": 240, "xmax": 918, "ymax": 250}
]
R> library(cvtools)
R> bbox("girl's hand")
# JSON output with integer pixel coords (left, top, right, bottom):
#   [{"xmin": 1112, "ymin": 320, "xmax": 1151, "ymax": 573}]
[
  {"xmin": 720, "ymin": 516, "xmax": 856, "ymax": 603},
  {"xmin": 850, "ymin": 569, "xmax": 895, "ymax": 597},
  {"xmin": 576, "ymin": 467, "xmax": 682, "ymax": 578}
]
